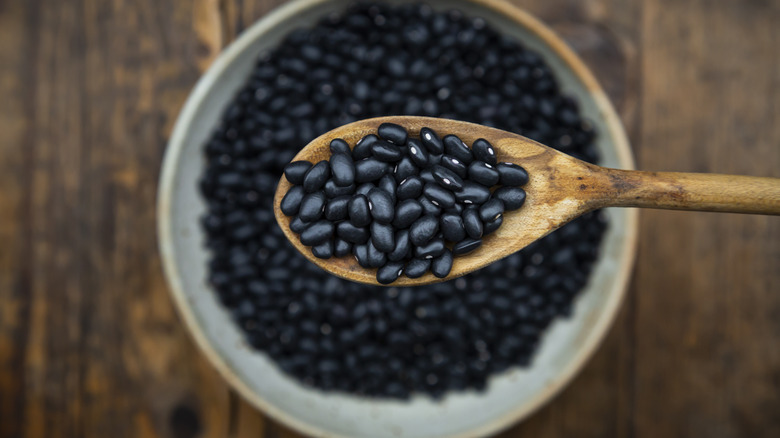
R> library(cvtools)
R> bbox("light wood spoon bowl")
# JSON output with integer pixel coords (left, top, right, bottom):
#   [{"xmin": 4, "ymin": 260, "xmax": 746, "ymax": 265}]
[{"xmin": 274, "ymin": 116, "xmax": 780, "ymax": 286}]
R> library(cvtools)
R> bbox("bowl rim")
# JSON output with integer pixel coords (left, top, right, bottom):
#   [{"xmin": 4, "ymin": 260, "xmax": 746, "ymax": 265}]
[{"xmin": 157, "ymin": 0, "xmax": 639, "ymax": 436}]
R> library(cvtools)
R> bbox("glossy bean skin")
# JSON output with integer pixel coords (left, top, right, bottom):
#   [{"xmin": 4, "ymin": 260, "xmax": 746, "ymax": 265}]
[
  {"xmin": 284, "ymin": 161, "xmax": 312, "ymax": 185},
  {"xmin": 280, "ymin": 185, "xmax": 305, "ymax": 216},
  {"xmin": 420, "ymin": 127, "xmax": 443, "ymax": 154},
  {"xmin": 378, "ymin": 122, "xmax": 408, "ymax": 145},
  {"xmin": 393, "ymin": 199, "xmax": 423, "ymax": 229},
  {"xmin": 329, "ymin": 138, "xmax": 351, "ymax": 156},
  {"xmin": 348, "ymin": 195, "xmax": 371, "ymax": 227},
  {"xmin": 462, "ymin": 207, "xmax": 483, "ymax": 239},
  {"xmin": 431, "ymin": 250, "xmax": 453, "ymax": 278},
  {"xmin": 397, "ymin": 176, "xmax": 424, "ymax": 200},
  {"xmin": 404, "ymin": 258, "xmax": 430, "ymax": 278},
  {"xmin": 442, "ymin": 135, "xmax": 473, "ymax": 164},
  {"xmin": 329, "ymin": 153, "xmax": 355, "ymax": 187},
  {"xmin": 409, "ymin": 215, "xmax": 439, "ymax": 247},
  {"xmin": 302, "ymin": 161, "xmax": 330, "ymax": 192},
  {"xmin": 496, "ymin": 162, "xmax": 529, "ymax": 186},
  {"xmin": 453, "ymin": 238, "xmax": 482, "ymax": 255},
  {"xmin": 493, "ymin": 186, "xmax": 527, "ymax": 210},
  {"xmin": 472, "ymin": 138, "xmax": 498, "ymax": 165}
]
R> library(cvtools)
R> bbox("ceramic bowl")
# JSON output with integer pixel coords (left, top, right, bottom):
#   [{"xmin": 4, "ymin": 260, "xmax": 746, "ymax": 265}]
[{"xmin": 158, "ymin": 0, "xmax": 638, "ymax": 436}]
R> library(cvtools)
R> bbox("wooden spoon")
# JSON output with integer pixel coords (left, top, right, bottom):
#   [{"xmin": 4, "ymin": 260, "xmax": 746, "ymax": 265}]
[{"xmin": 274, "ymin": 116, "xmax": 780, "ymax": 286}]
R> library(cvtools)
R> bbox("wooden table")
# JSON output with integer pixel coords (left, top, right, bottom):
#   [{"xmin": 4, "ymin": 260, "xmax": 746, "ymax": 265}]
[{"xmin": 1, "ymin": 1, "xmax": 778, "ymax": 437}]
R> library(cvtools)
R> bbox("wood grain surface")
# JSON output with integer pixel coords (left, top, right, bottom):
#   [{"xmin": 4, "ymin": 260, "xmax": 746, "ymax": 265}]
[{"xmin": 0, "ymin": 1, "xmax": 777, "ymax": 437}]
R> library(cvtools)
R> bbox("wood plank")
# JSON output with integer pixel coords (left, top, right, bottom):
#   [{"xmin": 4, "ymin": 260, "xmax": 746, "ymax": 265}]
[
  {"xmin": 232, "ymin": 394, "xmax": 268, "ymax": 438},
  {"xmin": 0, "ymin": 0, "xmax": 233, "ymax": 437},
  {"xmin": 635, "ymin": 0, "xmax": 780, "ymax": 437},
  {"xmin": 0, "ymin": 1, "xmax": 35, "ymax": 437}
]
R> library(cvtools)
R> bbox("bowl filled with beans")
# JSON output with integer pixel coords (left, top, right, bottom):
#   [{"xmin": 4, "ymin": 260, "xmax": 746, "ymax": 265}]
[{"xmin": 158, "ymin": 0, "xmax": 638, "ymax": 436}]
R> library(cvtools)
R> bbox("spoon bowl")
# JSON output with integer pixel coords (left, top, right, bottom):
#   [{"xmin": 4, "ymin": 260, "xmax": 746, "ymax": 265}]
[{"xmin": 275, "ymin": 116, "xmax": 780, "ymax": 287}]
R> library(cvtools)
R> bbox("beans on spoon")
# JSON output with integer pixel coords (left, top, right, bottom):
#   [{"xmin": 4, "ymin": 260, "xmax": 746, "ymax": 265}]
[
  {"xmin": 275, "ymin": 116, "xmax": 780, "ymax": 287},
  {"xmin": 279, "ymin": 121, "xmax": 528, "ymax": 284}
]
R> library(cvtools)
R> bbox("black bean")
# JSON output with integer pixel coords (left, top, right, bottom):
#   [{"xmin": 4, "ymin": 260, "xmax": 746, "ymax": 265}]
[
  {"xmin": 415, "ymin": 238, "xmax": 445, "ymax": 259},
  {"xmin": 442, "ymin": 134, "xmax": 473, "ymax": 164},
  {"xmin": 324, "ymin": 180, "xmax": 355, "ymax": 198},
  {"xmin": 455, "ymin": 182, "xmax": 491, "ymax": 205},
  {"xmin": 552, "ymin": 246, "xmax": 576, "ymax": 266},
  {"xmin": 440, "ymin": 213, "xmax": 466, "ymax": 243},
  {"xmin": 355, "ymin": 182, "xmax": 375, "ymax": 197},
  {"xmin": 284, "ymin": 161, "xmax": 312, "ymax": 184},
  {"xmin": 348, "ymin": 194, "xmax": 371, "ymax": 227},
  {"xmin": 253, "ymin": 173, "xmax": 276, "ymax": 194},
  {"xmin": 355, "ymin": 158, "xmax": 390, "ymax": 182},
  {"xmin": 289, "ymin": 216, "xmax": 307, "ymax": 233},
  {"xmin": 484, "ymin": 215, "xmax": 503, "ymax": 235},
  {"xmin": 353, "ymin": 134, "xmax": 378, "ymax": 160},
  {"xmin": 497, "ymin": 162, "xmax": 529, "ymax": 186},
  {"xmin": 418, "ymin": 196, "xmax": 441, "ymax": 216},
  {"xmin": 394, "ymin": 156, "xmax": 418, "ymax": 183},
  {"xmin": 312, "ymin": 240, "xmax": 334, "ymax": 259},
  {"xmin": 333, "ymin": 238, "xmax": 352, "ymax": 257},
  {"xmin": 493, "ymin": 187, "xmax": 526, "ymax": 210},
  {"xmin": 298, "ymin": 192, "xmax": 326, "ymax": 222},
  {"xmin": 367, "ymin": 188, "xmax": 394, "ymax": 224},
  {"xmin": 427, "ymin": 153, "xmax": 442, "ymax": 167},
  {"xmin": 431, "ymin": 165, "xmax": 464, "ymax": 191},
  {"xmin": 388, "ymin": 229, "xmax": 411, "ymax": 261},
  {"xmin": 472, "ymin": 138, "xmax": 497, "ymax": 165},
  {"xmin": 453, "ymin": 238, "xmax": 482, "ymax": 255},
  {"xmin": 468, "ymin": 161, "xmax": 500, "ymax": 187},
  {"xmin": 330, "ymin": 138, "xmax": 352, "ymax": 156},
  {"xmin": 377, "ymin": 261, "xmax": 405, "ymax": 284},
  {"xmin": 479, "ymin": 198, "xmax": 505, "ymax": 222},
  {"xmin": 371, "ymin": 222, "xmax": 395, "ymax": 253},
  {"xmin": 393, "ymin": 199, "xmax": 423, "ymax": 229},
  {"xmin": 231, "ymin": 224, "xmax": 256, "ymax": 240},
  {"xmin": 445, "ymin": 203, "xmax": 464, "ymax": 215},
  {"xmin": 353, "ymin": 243, "xmax": 370, "ymax": 268},
  {"xmin": 405, "ymin": 258, "xmax": 431, "ymax": 278},
  {"xmin": 431, "ymin": 249, "xmax": 453, "ymax": 278},
  {"xmin": 324, "ymin": 195, "xmax": 350, "ymax": 221},
  {"xmin": 423, "ymin": 183, "xmax": 456, "ymax": 208},
  {"xmin": 406, "ymin": 138, "xmax": 428, "ymax": 167},
  {"xmin": 420, "ymin": 127, "xmax": 443, "ymax": 154},
  {"xmin": 377, "ymin": 174, "xmax": 397, "ymax": 203},
  {"xmin": 329, "ymin": 153, "xmax": 355, "ymax": 187},
  {"xmin": 440, "ymin": 155, "xmax": 467, "ymax": 178},
  {"xmin": 397, "ymin": 176, "xmax": 424, "ymax": 200},
  {"xmin": 410, "ymin": 215, "xmax": 439, "ymax": 246},
  {"xmin": 372, "ymin": 140, "xmax": 404, "ymax": 162},
  {"xmin": 302, "ymin": 160, "xmax": 330, "ymax": 192},
  {"xmin": 367, "ymin": 241, "xmax": 387, "ymax": 267},
  {"xmin": 462, "ymin": 207, "xmax": 483, "ymax": 239},
  {"xmin": 300, "ymin": 221, "xmax": 333, "ymax": 246},
  {"xmin": 378, "ymin": 122, "xmax": 408, "ymax": 145},
  {"xmin": 419, "ymin": 168, "xmax": 436, "ymax": 184},
  {"xmin": 337, "ymin": 221, "xmax": 369, "ymax": 244},
  {"xmin": 280, "ymin": 185, "xmax": 305, "ymax": 216}
]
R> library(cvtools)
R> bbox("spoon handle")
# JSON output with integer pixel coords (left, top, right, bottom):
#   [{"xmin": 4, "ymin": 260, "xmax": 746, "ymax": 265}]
[{"xmin": 591, "ymin": 168, "xmax": 780, "ymax": 215}]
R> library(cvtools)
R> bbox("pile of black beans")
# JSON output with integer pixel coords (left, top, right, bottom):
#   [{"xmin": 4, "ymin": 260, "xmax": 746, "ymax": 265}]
[
  {"xmin": 200, "ymin": 2, "xmax": 607, "ymax": 399},
  {"xmin": 280, "ymin": 124, "xmax": 530, "ymax": 284}
]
